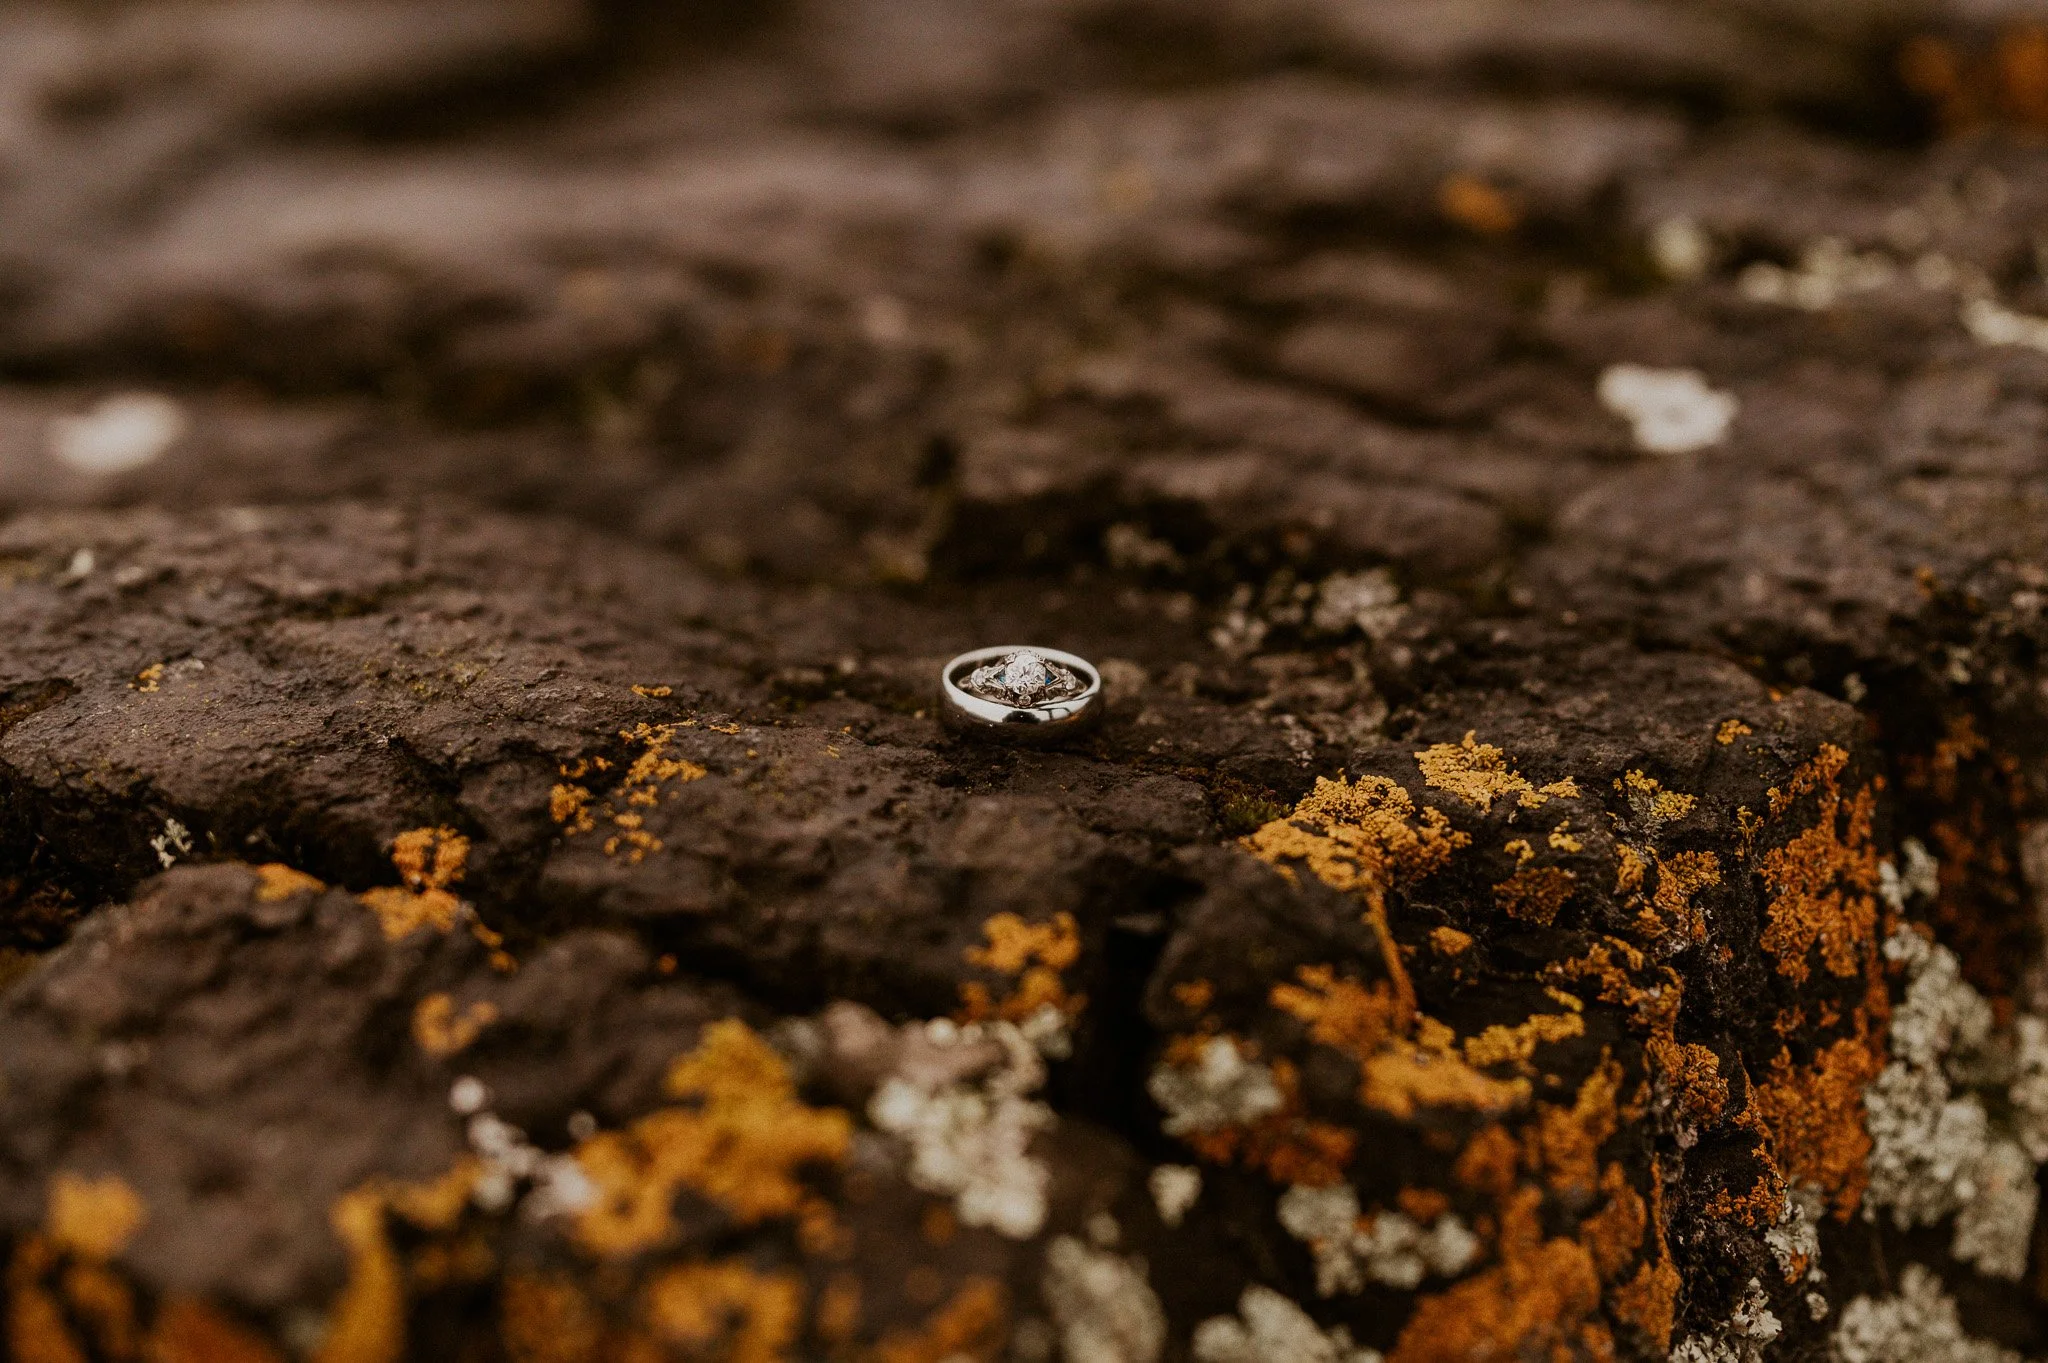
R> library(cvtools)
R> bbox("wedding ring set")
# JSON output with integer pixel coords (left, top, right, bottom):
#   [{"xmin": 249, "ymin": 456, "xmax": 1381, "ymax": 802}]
[{"xmin": 937, "ymin": 646, "xmax": 1101, "ymax": 743}]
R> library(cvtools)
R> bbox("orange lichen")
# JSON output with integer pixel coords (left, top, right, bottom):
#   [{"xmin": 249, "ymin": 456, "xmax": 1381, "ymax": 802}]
[
  {"xmin": 1519, "ymin": 1057, "xmax": 1621, "ymax": 1206},
  {"xmin": 1244, "ymin": 774, "xmax": 1469, "ymax": 1023},
  {"xmin": 550, "ymin": 784, "xmax": 595, "ymax": 835},
  {"xmin": 1643, "ymin": 1036, "xmax": 1727, "ymax": 1126},
  {"xmin": 1271, "ymin": 966, "xmax": 1403, "ymax": 1057},
  {"xmin": 572, "ymin": 1020, "xmax": 851, "ymax": 1257},
  {"xmin": 1438, "ymin": 175, "xmax": 1521, "ymax": 235},
  {"xmin": 1609, "ymin": 1255, "xmax": 1679, "ymax": 1354},
  {"xmin": 1454, "ymin": 1126, "xmax": 1522, "ymax": 1199},
  {"xmin": 1415, "ymin": 733, "xmax": 1577, "ymax": 812},
  {"xmin": 1717, "ymin": 720, "xmax": 1752, "ymax": 745},
  {"xmin": 359, "ymin": 827, "xmax": 470, "ymax": 941},
  {"xmin": 46, "ymin": 1174, "xmax": 145, "ymax": 1262},
  {"xmin": 318, "ymin": 1161, "xmax": 479, "ymax": 1363},
  {"xmin": 631, "ymin": 685, "xmax": 674, "ymax": 699},
  {"xmin": 1493, "ymin": 865, "xmax": 1577, "ymax": 926},
  {"xmin": 869, "ymin": 1279, "xmax": 1006, "ymax": 1363},
  {"xmin": 1170, "ymin": 978, "xmax": 1215, "ymax": 1012},
  {"xmin": 1363, "ymin": 1026, "xmax": 1531, "ymax": 1120},
  {"xmin": 958, "ymin": 912, "xmax": 1086, "ymax": 1023},
  {"xmin": 1389, "ymin": 1187, "xmax": 1609, "ymax": 1363},
  {"xmin": 500, "ymin": 1274, "xmax": 606, "ymax": 1363},
  {"xmin": 411, "ymin": 994, "xmax": 500, "ymax": 1058},
  {"xmin": 1639, "ymin": 851, "xmax": 1719, "ymax": 943},
  {"xmin": 1758, "ymin": 745, "xmax": 1882, "ymax": 983},
  {"xmin": 1903, "ymin": 25, "xmax": 2048, "ymax": 136},
  {"xmin": 1398, "ymin": 1188, "xmax": 1453, "ymax": 1223},
  {"xmin": 1430, "ymin": 926, "xmax": 1474, "ymax": 957},
  {"xmin": 144, "ymin": 1298, "xmax": 286, "ymax": 1363},
  {"xmin": 640, "ymin": 1261, "xmax": 801, "ymax": 1363},
  {"xmin": 1578, "ymin": 1163, "xmax": 1646, "ymax": 1281},
  {"xmin": 1749, "ymin": 1034, "xmax": 1886, "ymax": 1219},
  {"xmin": 59, "ymin": 1263, "xmax": 133, "ymax": 1360},
  {"xmin": 6, "ymin": 1237, "xmax": 86, "ymax": 1363},
  {"xmin": 1463, "ymin": 1012, "xmax": 1585, "ymax": 1072},
  {"xmin": 1548, "ymin": 821, "xmax": 1583, "ymax": 853},
  {"xmin": 555, "ymin": 725, "xmax": 709, "ymax": 862},
  {"xmin": 132, "ymin": 663, "xmax": 164, "ymax": 694},
  {"xmin": 254, "ymin": 864, "xmax": 324, "ymax": 902}
]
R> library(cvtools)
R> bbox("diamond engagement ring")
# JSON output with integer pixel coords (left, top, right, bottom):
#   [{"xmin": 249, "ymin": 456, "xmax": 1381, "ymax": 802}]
[{"xmin": 939, "ymin": 646, "xmax": 1103, "ymax": 741}]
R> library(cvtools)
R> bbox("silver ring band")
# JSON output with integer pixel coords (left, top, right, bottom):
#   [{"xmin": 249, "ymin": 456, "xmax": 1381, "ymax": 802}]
[{"xmin": 939, "ymin": 646, "xmax": 1103, "ymax": 741}]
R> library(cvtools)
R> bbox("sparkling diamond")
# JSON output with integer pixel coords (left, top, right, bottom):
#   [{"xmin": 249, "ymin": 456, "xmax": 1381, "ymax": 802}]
[{"xmin": 962, "ymin": 649, "xmax": 1084, "ymax": 706}]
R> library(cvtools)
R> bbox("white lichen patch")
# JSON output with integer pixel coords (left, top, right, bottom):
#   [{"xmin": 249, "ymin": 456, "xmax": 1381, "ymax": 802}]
[
  {"xmin": 1864, "ymin": 926, "xmax": 2043, "ymax": 1281},
  {"xmin": 1148, "ymin": 1036, "xmax": 1284, "ymax": 1138},
  {"xmin": 1311, "ymin": 569, "xmax": 1405, "ymax": 641},
  {"xmin": 1833, "ymin": 1265, "xmax": 2022, "ymax": 1363},
  {"xmin": 1668, "ymin": 1277, "xmax": 1782, "ymax": 1363},
  {"xmin": 1738, "ymin": 237, "xmax": 1898, "ymax": 311},
  {"xmin": 1148, "ymin": 1164, "xmax": 1201, "ymax": 1228},
  {"xmin": 459, "ymin": 1106, "xmax": 596, "ymax": 1222},
  {"xmin": 1764, "ymin": 1189, "xmax": 1822, "ymax": 1285},
  {"xmin": 1596, "ymin": 364, "xmax": 1738, "ymax": 454},
  {"xmin": 150, "ymin": 817, "xmax": 193, "ymax": 869},
  {"xmin": 1191, "ymin": 1285, "xmax": 1381, "ymax": 1363},
  {"xmin": 1043, "ymin": 1234, "xmax": 1167, "ymax": 1363},
  {"xmin": 1649, "ymin": 217, "xmax": 1712, "ymax": 280},
  {"xmin": 1962, "ymin": 297, "xmax": 2048, "ymax": 356},
  {"xmin": 868, "ymin": 1017, "xmax": 1055, "ymax": 1239},
  {"xmin": 1276, "ymin": 1183, "xmax": 1478, "ymax": 1296},
  {"xmin": 49, "ymin": 392, "xmax": 189, "ymax": 475}
]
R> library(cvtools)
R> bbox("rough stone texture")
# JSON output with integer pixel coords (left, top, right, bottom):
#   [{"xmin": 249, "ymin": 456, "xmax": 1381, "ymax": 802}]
[{"xmin": 2, "ymin": 2, "xmax": 2048, "ymax": 1360}]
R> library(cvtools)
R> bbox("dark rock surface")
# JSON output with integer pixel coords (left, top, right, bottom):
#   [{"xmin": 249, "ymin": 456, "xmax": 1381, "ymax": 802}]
[{"xmin": 3, "ymin": 2, "xmax": 2048, "ymax": 1360}]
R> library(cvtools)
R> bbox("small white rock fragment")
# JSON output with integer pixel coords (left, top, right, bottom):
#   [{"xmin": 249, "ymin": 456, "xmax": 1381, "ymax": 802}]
[
  {"xmin": 1043, "ymin": 1235, "xmax": 1167, "ymax": 1363},
  {"xmin": 1596, "ymin": 364, "xmax": 1738, "ymax": 454},
  {"xmin": 449, "ymin": 1076, "xmax": 489, "ymax": 1114},
  {"xmin": 49, "ymin": 393, "xmax": 189, "ymax": 474},
  {"xmin": 1148, "ymin": 1164, "xmax": 1202, "ymax": 1228}
]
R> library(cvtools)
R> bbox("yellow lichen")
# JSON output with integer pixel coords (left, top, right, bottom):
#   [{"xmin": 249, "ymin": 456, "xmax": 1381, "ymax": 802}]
[
  {"xmin": 1243, "ymin": 774, "xmax": 1469, "ymax": 1023},
  {"xmin": 555, "ymin": 725, "xmax": 709, "ymax": 862},
  {"xmin": 640, "ymin": 1261, "xmax": 801, "ymax": 1363},
  {"xmin": 1548, "ymin": 820, "xmax": 1583, "ymax": 853},
  {"xmin": 1463, "ymin": 1012, "xmax": 1585, "ymax": 1072},
  {"xmin": 1717, "ymin": 720, "xmax": 1752, "ymax": 745},
  {"xmin": 253, "ymin": 864, "xmax": 324, "ymax": 902},
  {"xmin": 132, "ymin": 664, "xmax": 164, "ymax": 694},
  {"xmin": 1430, "ymin": 926, "xmax": 1474, "ymax": 957},
  {"xmin": 317, "ymin": 1162, "xmax": 479, "ymax": 1363},
  {"xmin": 411, "ymin": 994, "xmax": 500, "ymax": 1059},
  {"xmin": 1617, "ymin": 771, "xmax": 1696, "ymax": 824},
  {"xmin": 1519, "ymin": 1057, "xmax": 1620, "ymax": 1205},
  {"xmin": 1492, "ymin": 865, "xmax": 1577, "ymax": 926},
  {"xmin": 45, "ymin": 1175, "xmax": 144, "ymax": 1263},
  {"xmin": 1415, "ymin": 733, "xmax": 1577, "ymax": 811},
  {"xmin": 958, "ymin": 912, "xmax": 1085, "ymax": 1023},
  {"xmin": 1578, "ymin": 1163, "xmax": 1645, "ymax": 1281},
  {"xmin": 572, "ymin": 1021, "xmax": 851, "ymax": 1257},
  {"xmin": 359, "ymin": 827, "xmax": 470, "ymax": 941}
]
